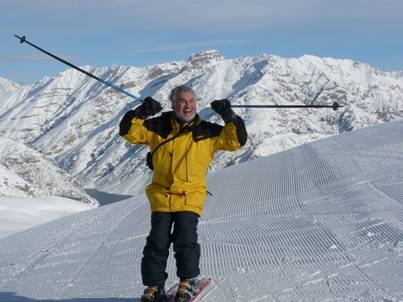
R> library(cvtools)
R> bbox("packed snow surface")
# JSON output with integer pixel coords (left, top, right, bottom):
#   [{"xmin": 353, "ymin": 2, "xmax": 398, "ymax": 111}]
[
  {"xmin": 1, "ymin": 120, "xmax": 403, "ymax": 301},
  {"xmin": 0, "ymin": 196, "xmax": 95, "ymax": 239}
]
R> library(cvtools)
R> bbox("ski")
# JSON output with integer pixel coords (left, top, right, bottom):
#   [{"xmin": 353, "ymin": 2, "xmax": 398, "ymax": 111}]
[{"xmin": 165, "ymin": 276, "xmax": 213, "ymax": 302}]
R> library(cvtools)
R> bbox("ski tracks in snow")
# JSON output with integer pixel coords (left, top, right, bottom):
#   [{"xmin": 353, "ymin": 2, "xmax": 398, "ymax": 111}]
[{"xmin": 198, "ymin": 122, "xmax": 403, "ymax": 301}]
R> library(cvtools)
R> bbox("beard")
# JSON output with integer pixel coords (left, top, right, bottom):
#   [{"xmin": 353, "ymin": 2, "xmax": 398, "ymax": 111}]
[
  {"xmin": 173, "ymin": 110, "xmax": 196, "ymax": 123},
  {"xmin": 175, "ymin": 110, "xmax": 196, "ymax": 122}
]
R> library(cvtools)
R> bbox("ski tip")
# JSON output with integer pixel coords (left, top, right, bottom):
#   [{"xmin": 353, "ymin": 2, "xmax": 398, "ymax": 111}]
[{"xmin": 165, "ymin": 276, "xmax": 214, "ymax": 302}]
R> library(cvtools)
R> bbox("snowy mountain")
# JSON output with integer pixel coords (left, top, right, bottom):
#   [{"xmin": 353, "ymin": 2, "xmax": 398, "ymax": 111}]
[
  {"xmin": 0, "ymin": 119, "xmax": 402, "ymax": 301},
  {"xmin": 1, "ymin": 50, "xmax": 403, "ymax": 197},
  {"xmin": 0, "ymin": 76, "xmax": 21, "ymax": 97},
  {"xmin": 0, "ymin": 138, "xmax": 97, "ymax": 205}
]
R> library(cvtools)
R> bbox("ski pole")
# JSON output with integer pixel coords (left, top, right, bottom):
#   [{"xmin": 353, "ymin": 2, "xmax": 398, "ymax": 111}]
[
  {"xmin": 231, "ymin": 102, "xmax": 343, "ymax": 111},
  {"xmin": 14, "ymin": 34, "xmax": 139, "ymax": 101}
]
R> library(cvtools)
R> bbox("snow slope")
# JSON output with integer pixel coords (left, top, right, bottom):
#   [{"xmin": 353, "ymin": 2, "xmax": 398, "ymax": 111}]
[
  {"xmin": 0, "ymin": 196, "xmax": 94, "ymax": 239},
  {"xmin": 1, "ymin": 119, "xmax": 402, "ymax": 301},
  {"xmin": 0, "ymin": 138, "xmax": 98, "ymax": 239}
]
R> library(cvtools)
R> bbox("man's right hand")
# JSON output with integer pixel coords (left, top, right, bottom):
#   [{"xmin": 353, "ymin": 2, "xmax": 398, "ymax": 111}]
[
  {"xmin": 141, "ymin": 96, "xmax": 162, "ymax": 116},
  {"xmin": 119, "ymin": 97, "xmax": 162, "ymax": 136}
]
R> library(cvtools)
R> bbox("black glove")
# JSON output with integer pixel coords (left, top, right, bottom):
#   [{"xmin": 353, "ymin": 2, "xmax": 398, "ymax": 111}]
[
  {"xmin": 129, "ymin": 96, "xmax": 162, "ymax": 120},
  {"xmin": 119, "ymin": 97, "xmax": 162, "ymax": 136},
  {"xmin": 211, "ymin": 99, "xmax": 231, "ymax": 114},
  {"xmin": 211, "ymin": 99, "xmax": 237, "ymax": 123},
  {"xmin": 141, "ymin": 96, "xmax": 162, "ymax": 117}
]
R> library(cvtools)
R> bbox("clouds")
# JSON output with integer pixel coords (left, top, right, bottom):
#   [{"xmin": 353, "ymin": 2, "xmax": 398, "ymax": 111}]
[{"xmin": 0, "ymin": 53, "xmax": 48, "ymax": 62}]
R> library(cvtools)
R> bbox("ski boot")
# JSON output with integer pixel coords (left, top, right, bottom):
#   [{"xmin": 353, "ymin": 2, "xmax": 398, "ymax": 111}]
[
  {"xmin": 141, "ymin": 285, "xmax": 166, "ymax": 302},
  {"xmin": 174, "ymin": 278, "xmax": 196, "ymax": 302}
]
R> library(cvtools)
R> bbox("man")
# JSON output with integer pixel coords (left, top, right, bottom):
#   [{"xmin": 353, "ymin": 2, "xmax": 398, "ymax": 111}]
[{"xmin": 119, "ymin": 85, "xmax": 247, "ymax": 302}]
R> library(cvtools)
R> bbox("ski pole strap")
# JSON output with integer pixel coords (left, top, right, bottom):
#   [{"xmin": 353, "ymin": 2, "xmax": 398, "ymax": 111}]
[{"xmin": 14, "ymin": 34, "xmax": 139, "ymax": 101}]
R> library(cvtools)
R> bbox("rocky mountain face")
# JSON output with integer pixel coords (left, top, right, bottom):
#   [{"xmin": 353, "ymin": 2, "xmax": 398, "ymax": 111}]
[{"xmin": 1, "ymin": 50, "xmax": 402, "ymax": 197}]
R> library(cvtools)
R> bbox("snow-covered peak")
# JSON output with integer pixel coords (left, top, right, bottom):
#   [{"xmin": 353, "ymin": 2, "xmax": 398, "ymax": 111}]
[
  {"xmin": 187, "ymin": 49, "xmax": 224, "ymax": 66},
  {"xmin": 0, "ymin": 76, "xmax": 21, "ymax": 97}
]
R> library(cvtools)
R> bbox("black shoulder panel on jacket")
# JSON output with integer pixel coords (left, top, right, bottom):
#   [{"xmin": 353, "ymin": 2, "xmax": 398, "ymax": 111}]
[
  {"xmin": 192, "ymin": 121, "xmax": 223, "ymax": 142},
  {"xmin": 143, "ymin": 112, "xmax": 172, "ymax": 139}
]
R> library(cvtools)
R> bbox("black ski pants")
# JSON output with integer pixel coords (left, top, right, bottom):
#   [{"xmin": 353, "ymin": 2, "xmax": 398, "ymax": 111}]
[{"xmin": 141, "ymin": 211, "xmax": 200, "ymax": 286}]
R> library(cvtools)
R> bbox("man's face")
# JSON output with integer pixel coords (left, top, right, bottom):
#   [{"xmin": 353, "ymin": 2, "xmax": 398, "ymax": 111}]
[{"xmin": 173, "ymin": 91, "xmax": 197, "ymax": 122}]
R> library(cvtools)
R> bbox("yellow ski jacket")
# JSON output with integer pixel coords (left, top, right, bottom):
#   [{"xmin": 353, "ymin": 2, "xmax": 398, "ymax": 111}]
[{"xmin": 123, "ymin": 111, "xmax": 247, "ymax": 215}]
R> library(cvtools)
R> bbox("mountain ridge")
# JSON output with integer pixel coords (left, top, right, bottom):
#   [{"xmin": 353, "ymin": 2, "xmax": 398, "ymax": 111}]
[{"xmin": 1, "ymin": 50, "xmax": 402, "ymax": 197}]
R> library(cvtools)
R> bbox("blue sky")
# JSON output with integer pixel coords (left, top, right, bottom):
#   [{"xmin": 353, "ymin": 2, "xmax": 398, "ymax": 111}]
[{"xmin": 1, "ymin": 0, "xmax": 402, "ymax": 84}]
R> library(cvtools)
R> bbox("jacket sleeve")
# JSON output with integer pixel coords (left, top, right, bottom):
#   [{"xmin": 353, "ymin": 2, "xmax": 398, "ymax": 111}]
[
  {"xmin": 214, "ymin": 115, "xmax": 247, "ymax": 151},
  {"xmin": 122, "ymin": 117, "xmax": 152, "ymax": 145}
]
